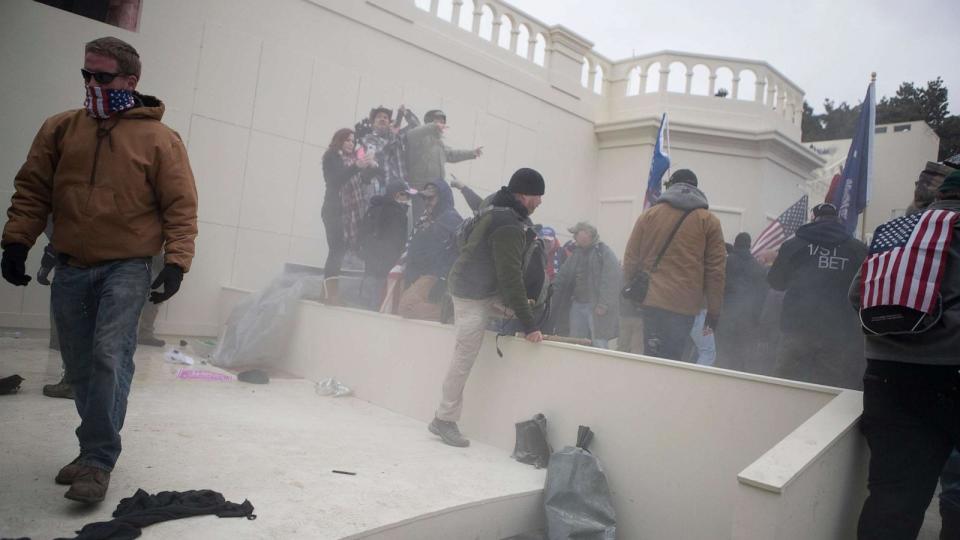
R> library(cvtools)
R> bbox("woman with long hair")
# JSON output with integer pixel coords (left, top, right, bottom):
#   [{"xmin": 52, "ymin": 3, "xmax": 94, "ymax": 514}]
[{"xmin": 321, "ymin": 128, "xmax": 373, "ymax": 304}]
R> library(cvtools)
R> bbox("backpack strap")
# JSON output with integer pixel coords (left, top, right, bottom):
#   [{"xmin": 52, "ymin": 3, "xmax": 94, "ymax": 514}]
[{"xmin": 651, "ymin": 209, "xmax": 695, "ymax": 272}]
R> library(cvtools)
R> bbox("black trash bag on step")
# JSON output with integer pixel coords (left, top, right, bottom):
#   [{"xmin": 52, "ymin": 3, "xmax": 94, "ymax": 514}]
[
  {"xmin": 511, "ymin": 413, "xmax": 551, "ymax": 469},
  {"xmin": 544, "ymin": 426, "xmax": 616, "ymax": 540}
]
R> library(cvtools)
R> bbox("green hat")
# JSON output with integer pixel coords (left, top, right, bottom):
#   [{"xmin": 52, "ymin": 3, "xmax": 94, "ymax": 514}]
[{"xmin": 939, "ymin": 169, "xmax": 960, "ymax": 194}]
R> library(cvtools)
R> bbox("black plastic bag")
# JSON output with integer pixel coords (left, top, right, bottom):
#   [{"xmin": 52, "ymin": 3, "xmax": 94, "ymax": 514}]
[
  {"xmin": 512, "ymin": 413, "xmax": 551, "ymax": 469},
  {"xmin": 544, "ymin": 426, "xmax": 616, "ymax": 540}
]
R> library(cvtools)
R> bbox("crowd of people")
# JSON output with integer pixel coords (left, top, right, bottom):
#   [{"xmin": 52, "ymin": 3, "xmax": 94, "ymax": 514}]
[{"xmin": 319, "ymin": 130, "xmax": 875, "ymax": 393}]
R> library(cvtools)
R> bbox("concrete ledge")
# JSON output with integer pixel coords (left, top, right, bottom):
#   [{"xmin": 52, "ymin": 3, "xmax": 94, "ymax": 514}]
[
  {"xmin": 346, "ymin": 490, "xmax": 544, "ymax": 540},
  {"xmin": 284, "ymin": 300, "xmax": 863, "ymax": 539}
]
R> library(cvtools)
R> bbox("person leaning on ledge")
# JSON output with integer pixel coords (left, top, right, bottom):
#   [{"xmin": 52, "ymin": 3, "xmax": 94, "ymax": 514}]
[
  {"xmin": 429, "ymin": 168, "xmax": 545, "ymax": 448},
  {"xmin": 0, "ymin": 36, "xmax": 198, "ymax": 503}
]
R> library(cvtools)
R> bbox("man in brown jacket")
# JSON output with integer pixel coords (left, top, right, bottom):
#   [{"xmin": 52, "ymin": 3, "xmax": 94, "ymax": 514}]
[
  {"xmin": 622, "ymin": 169, "xmax": 726, "ymax": 360},
  {"xmin": 1, "ymin": 37, "xmax": 198, "ymax": 503}
]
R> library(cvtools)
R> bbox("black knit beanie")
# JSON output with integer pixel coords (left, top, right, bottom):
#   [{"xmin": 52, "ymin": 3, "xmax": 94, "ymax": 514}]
[
  {"xmin": 507, "ymin": 168, "xmax": 545, "ymax": 196},
  {"xmin": 667, "ymin": 169, "xmax": 698, "ymax": 187}
]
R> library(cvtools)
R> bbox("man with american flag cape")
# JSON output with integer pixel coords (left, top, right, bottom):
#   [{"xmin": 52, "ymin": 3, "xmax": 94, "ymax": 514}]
[
  {"xmin": 852, "ymin": 170, "xmax": 960, "ymax": 539},
  {"xmin": 766, "ymin": 202, "xmax": 867, "ymax": 389}
]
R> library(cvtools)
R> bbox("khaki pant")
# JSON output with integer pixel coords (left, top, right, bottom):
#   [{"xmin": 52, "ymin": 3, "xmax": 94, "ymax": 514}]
[
  {"xmin": 435, "ymin": 295, "xmax": 496, "ymax": 422},
  {"xmin": 617, "ymin": 315, "xmax": 644, "ymax": 354},
  {"xmin": 398, "ymin": 275, "xmax": 442, "ymax": 322}
]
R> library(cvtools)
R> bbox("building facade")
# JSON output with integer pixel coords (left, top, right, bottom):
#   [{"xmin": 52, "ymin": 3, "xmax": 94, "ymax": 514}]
[{"xmin": 1, "ymin": 0, "xmax": 823, "ymax": 333}]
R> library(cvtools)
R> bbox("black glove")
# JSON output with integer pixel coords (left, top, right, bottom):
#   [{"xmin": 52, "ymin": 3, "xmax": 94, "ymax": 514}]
[
  {"xmin": 36, "ymin": 245, "xmax": 57, "ymax": 286},
  {"xmin": 149, "ymin": 263, "xmax": 183, "ymax": 304},
  {"xmin": 1, "ymin": 243, "xmax": 31, "ymax": 286}
]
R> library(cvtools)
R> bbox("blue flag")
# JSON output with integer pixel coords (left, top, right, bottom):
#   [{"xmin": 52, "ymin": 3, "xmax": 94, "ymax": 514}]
[
  {"xmin": 643, "ymin": 113, "xmax": 670, "ymax": 210},
  {"xmin": 828, "ymin": 82, "xmax": 875, "ymax": 233}
]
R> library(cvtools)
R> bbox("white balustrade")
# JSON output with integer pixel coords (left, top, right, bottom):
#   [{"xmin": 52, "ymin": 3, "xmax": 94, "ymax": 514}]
[{"xmin": 409, "ymin": 0, "xmax": 806, "ymax": 112}]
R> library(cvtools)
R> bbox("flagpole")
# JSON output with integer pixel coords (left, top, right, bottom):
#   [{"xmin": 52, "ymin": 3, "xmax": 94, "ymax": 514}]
[
  {"xmin": 860, "ymin": 71, "xmax": 877, "ymax": 243},
  {"xmin": 665, "ymin": 112, "xmax": 671, "ymax": 178}
]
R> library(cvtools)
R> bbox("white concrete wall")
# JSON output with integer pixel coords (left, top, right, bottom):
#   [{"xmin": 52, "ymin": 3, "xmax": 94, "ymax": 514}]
[
  {"xmin": 285, "ymin": 302, "xmax": 868, "ymax": 539},
  {"xmin": 0, "ymin": 0, "xmax": 600, "ymax": 334}
]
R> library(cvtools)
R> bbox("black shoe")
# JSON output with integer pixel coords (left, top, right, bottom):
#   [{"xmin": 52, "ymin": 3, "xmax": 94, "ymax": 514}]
[
  {"xmin": 138, "ymin": 335, "xmax": 165, "ymax": 347},
  {"xmin": 43, "ymin": 379, "xmax": 74, "ymax": 400},
  {"xmin": 429, "ymin": 418, "xmax": 470, "ymax": 447}
]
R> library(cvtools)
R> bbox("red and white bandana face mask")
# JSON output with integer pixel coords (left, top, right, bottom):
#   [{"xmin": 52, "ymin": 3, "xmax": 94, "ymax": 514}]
[{"xmin": 84, "ymin": 87, "xmax": 136, "ymax": 119}]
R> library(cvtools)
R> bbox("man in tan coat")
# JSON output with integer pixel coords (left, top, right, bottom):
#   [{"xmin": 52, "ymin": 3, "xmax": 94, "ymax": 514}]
[
  {"xmin": 1, "ymin": 37, "xmax": 198, "ymax": 503},
  {"xmin": 622, "ymin": 169, "xmax": 725, "ymax": 360}
]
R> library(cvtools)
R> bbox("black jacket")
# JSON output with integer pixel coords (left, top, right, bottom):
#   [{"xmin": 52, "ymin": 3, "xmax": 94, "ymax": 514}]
[
  {"xmin": 723, "ymin": 247, "xmax": 767, "ymax": 325},
  {"xmin": 768, "ymin": 218, "xmax": 867, "ymax": 337},
  {"xmin": 404, "ymin": 179, "xmax": 463, "ymax": 285},
  {"xmin": 321, "ymin": 149, "xmax": 357, "ymax": 218},
  {"xmin": 360, "ymin": 196, "xmax": 409, "ymax": 278}
]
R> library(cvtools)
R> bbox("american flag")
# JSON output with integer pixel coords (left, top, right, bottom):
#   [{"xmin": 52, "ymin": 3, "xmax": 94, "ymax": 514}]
[
  {"xmin": 751, "ymin": 195, "xmax": 809, "ymax": 256},
  {"xmin": 860, "ymin": 209, "xmax": 959, "ymax": 313},
  {"xmin": 85, "ymin": 87, "xmax": 135, "ymax": 119}
]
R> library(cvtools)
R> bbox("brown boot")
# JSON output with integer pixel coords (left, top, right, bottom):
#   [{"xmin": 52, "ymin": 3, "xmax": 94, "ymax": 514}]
[
  {"xmin": 55, "ymin": 456, "xmax": 84, "ymax": 485},
  {"xmin": 64, "ymin": 466, "xmax": 110, "ymax": 503},
  {"xmin": 43, "ymin": 378, "xmax": 74, "ymax": 400},
  {"xmin": 323, "ymin": 278, "xmax": 341, "ymax": 306}
]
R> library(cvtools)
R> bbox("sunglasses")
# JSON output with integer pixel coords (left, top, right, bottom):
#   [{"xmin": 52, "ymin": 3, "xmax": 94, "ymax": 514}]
[{"xmin": 81, "ymin": 68, "xmax": 123, "ymax": 84}]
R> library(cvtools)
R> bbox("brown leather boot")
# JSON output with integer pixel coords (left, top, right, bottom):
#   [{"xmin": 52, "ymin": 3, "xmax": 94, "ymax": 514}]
[
  {"xmin": 64, "ymin": 465, "xmax": 110, "ymax": 503},
  {"xmin": 55, "ymin": 456, "xmax": 83, "ymax": 485}
]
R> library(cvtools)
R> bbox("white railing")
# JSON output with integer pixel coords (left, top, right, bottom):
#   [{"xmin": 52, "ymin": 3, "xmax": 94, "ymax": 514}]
[
  {"xmin": 412, "ymin": 2, "xmax": 807, "ymax": 111},
  {"xmin": 612, "ymin": 50, "xmax": 806, "ymax": 125}
]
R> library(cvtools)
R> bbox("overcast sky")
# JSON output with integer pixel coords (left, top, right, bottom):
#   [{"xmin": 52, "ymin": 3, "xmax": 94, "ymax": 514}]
[{"xmin": 512, "ymin": 0, "xmax": 959, "ymax": 114}]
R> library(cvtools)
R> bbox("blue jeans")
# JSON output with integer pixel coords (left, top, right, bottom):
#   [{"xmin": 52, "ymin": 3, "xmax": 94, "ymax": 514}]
[
  {"xmin": 643, "ymin": 306, "xmax": 695, "ymax": 361},
  {"xmin": 569, "ymin": 301, "xmax": 608, "ymax": 348},
  {"xmin": 52, "ymin": 258, "xmax": 151, "ymax": 471}
]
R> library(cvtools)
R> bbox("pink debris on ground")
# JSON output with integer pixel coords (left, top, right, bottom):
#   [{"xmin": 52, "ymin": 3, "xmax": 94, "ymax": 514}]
[{"xmin": 176, "ymin": 368, "xmax": 235, "ymax": 382}]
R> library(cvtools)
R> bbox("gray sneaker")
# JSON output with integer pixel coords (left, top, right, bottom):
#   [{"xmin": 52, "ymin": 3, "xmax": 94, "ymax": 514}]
[{"xmin": 428, "ymin": 418, "xmax": 470, "ymax": 447}]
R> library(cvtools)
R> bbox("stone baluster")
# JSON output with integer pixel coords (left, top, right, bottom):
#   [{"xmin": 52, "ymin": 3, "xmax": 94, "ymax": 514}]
[
  {"xmin": 527, "ymin": 35, "xmax": 538, "ymax": 61},
  {"xmin": 639, "ymin": 67, "xmax": 648, "ymax": 94},
  {"xmin": 509, "ymin": 27, "xmax": 519, "ymax": 53},
  {"xmin": 731, "ymin": 75, "xmax": 741, "ymax": 99},
  {"xmin": 658, "ymin": 63, "xmax": 669, "ymax": 94},
  {"xmin": 451, "ymin": 0, "xmax": 463, "ymax": 25},
  {"xmin": 429, "ymin": 0, "xmax": 439, "ymax": 15},
  {"xmin": 472, "ymin": 5, "xmax": 482, "ymax": 34},
  {"xmin": 684, "ymin": 68, "xmax": 693, "ymax": 94},
  {"xmin": 708, "ymin": 71, "xmax": 717, "ymax": 96},
  {"xmin": 754, "ymin": 76, "xmax": 765, "ymax": 102},
  {"xmin": 491, "ymin": 19, "xmax": 501, "ymax": 44},
  {"xmin": 588, "ymin": 61, "xmax": 598, "ymax": 90},
  {"xmin": 767, "ymin": 84, "xmax": 776, "ymax": 109},
  {"xmin": 778, "ymin": 93, "xmax": 787, "ymax": 115}
]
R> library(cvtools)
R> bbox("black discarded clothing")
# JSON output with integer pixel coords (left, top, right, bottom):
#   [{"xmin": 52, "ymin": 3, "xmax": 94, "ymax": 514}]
[
  {"xmin": 0, "ymin": 374, "xmax": 24, "ymax": 395},
  {"xmin": 59, "ymin": 489, "xmax": 255, "ymax": 540}
]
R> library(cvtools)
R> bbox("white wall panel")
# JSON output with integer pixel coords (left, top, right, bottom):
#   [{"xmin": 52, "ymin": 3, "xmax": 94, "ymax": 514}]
[
  {"xmin": 471, "ymin": 113, "xmax": 510, "ymax": 189},
  {"xmin": 187, "ymin": 116, "xmax": 250, "ymax": 227},
  {"xmin": 193, "ymin": 24, "xmax": 262, "ymax": 127},
  {"xmin": 303, "ymin": 59, "xmax": 361, "ymax": 148},
  {"xmin": 164, "ymin": 222, "xmax": 238, "ymax": 330},
  {"xmin": 232, "ymin": 228, "xmax": 290, "ymax": 291},
  {"xmin": 292, "ymin": 144, "xmax": 327, "ymax": 240},
  {"xmin": 238, "ymin": 132, "xmax": 302, "ymax": 235},
  {"xmin": 252, "ymin": 44, "xmax": 313, "ymax": 141}
]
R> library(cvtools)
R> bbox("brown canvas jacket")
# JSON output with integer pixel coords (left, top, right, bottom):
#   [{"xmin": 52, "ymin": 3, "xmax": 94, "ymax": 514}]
[
  {"xmin": 622, "ymin": 184, "xmax": 726, "ymax": 319},
  {"xmin": 2, "ymin": 95, "xmax": 198, "ymax": 271}
]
